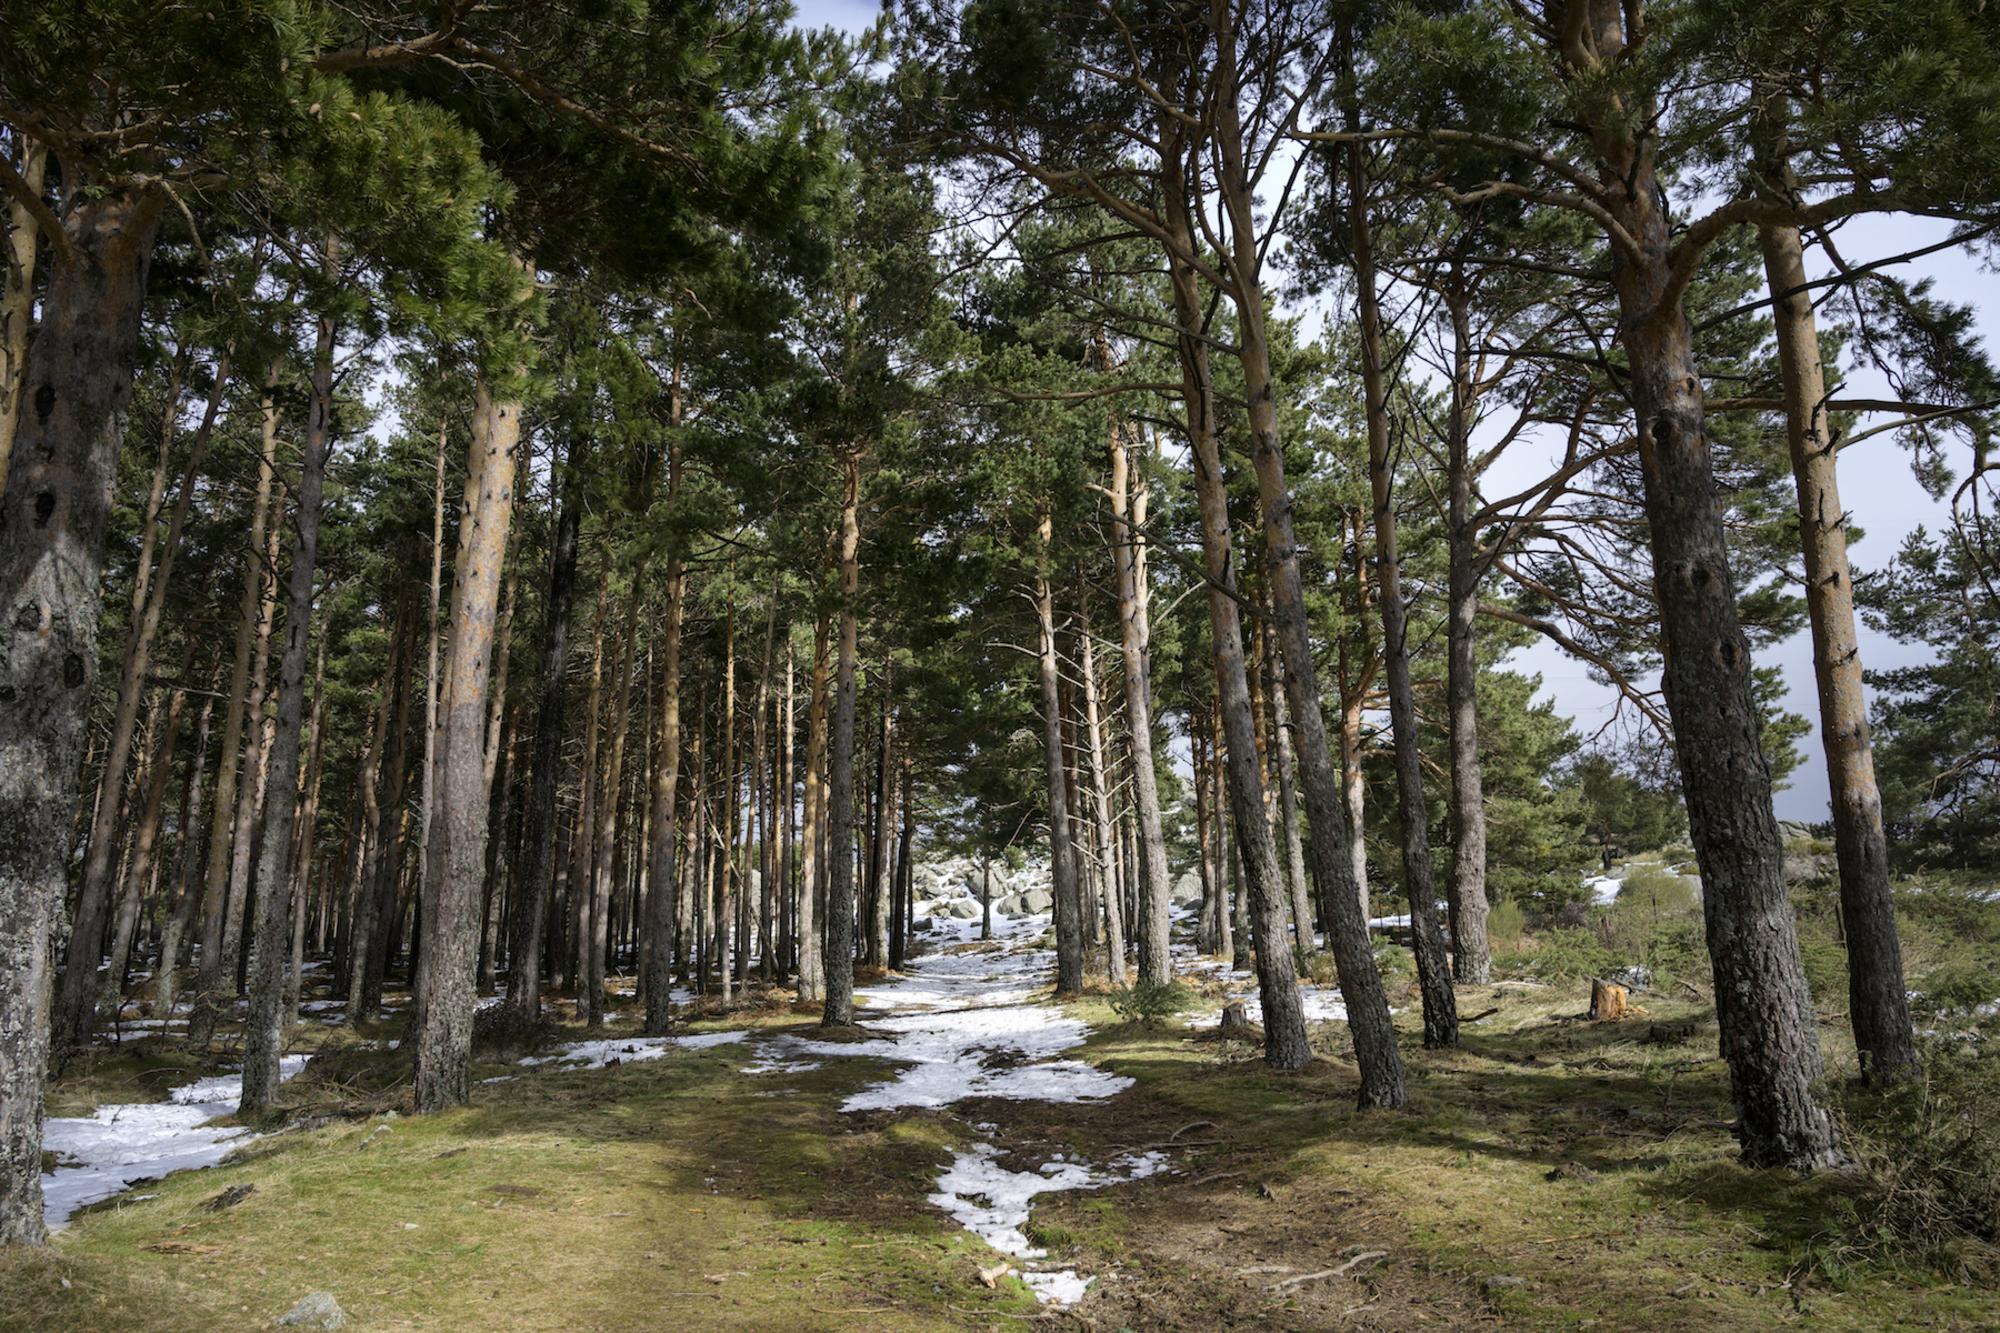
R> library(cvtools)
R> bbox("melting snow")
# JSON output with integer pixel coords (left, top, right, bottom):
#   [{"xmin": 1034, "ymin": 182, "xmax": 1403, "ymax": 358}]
[
  {"xmin": 742, "ymin": 910, "xmax": 1158, "ymax": 1304},
  {"xmin": 40, "ymin": 1054, "xmax": 310, "ymax": 1229},
  {"xmin": 519, "ymin": 1029, "xmax": 748, "ymax": 1071}
]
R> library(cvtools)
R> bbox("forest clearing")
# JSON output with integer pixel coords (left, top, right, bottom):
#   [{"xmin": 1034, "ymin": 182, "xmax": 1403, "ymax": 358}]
[{"xmin": 3, "ymin": 1, "xmax": 1999, "ymax": 1329}]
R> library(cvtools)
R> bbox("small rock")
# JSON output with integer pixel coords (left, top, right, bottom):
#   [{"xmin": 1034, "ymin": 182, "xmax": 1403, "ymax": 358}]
[
  {"xmin": 274, "ymin": 1292, "xmax": 346, "ymax": 1329},
  {"xmin": 202, "ymin": 1183, "xmax": 255, "ymax": 1212},
  {"xmin": 1483, "ymin": 1275, "xmax": 1528, "ymax": 1294}
]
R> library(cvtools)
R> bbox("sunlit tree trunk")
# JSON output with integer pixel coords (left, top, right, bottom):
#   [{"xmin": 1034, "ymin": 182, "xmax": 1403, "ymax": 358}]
[
  {"xmin": 0, "ymin": 137, "xmax": 47, "ymax": 492},
  {"xmin": 1161, "ymin": 136, "xmax": 1308, "ymax": 1070},
  {"xmin": 414, "ymin": 353, "xmax": 524, "ymax": 1112},
  {"xmin": 798, "ymin": 613, "xmax": 830, "ymax": 1004},
  {"xmin": 1077, "ymin": 592, "xmax": 1126, "ymax": 985},
  {"xmin": 190, "ymin": 358, "xmax": 279, "ymax": 1044},
  {"xmin": 1757, "ymin": 214, "xmax": 1914, "ymax": 1081}
]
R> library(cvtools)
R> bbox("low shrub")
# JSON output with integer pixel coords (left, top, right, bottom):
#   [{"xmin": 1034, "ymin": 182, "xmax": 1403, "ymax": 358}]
[
  {"xmin": 1107, "ymin": 979, "xmax": 1194, "ymax": 1027},
  {"xmin": 1818, "ymin": 1039, "xmax": 2000, "ymax": 1281},
  {"xmin": 1527, "ymin": 927, "xmax": 1617, "ymax": 984}
]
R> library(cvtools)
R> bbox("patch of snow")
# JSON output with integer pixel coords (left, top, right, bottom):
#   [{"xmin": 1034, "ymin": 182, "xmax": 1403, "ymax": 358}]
[
  {"xmin": 519, "ymin": 1029, "xmax": 748, "ymax": 1071},
  {"xmin": 40, "ymin": 1054, "xmax": 310, "ymax": 1228},
  {"xmin": 928, "ymin": 1142, "xmax": 1169, "ymax": 1304},
  {"xmin": 1582, "ymin": 874, "xmax": 1624, "ymax": 906}
]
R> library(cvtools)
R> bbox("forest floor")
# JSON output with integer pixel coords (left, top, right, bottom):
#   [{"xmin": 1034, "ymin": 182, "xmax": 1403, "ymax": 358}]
[{"xmin": 7, "ymin": 912, "xmax": 1999, "ymax": 1331}]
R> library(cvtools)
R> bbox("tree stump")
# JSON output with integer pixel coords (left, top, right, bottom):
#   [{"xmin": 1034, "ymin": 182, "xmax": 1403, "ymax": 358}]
[
  {"xmin": 1589, "ymin": 979, "xmax": 1629, "ymax": 1021},
  {"xmin": 1219, "ymin": 1001, "xmax": 1255, "ymax": 1038}
]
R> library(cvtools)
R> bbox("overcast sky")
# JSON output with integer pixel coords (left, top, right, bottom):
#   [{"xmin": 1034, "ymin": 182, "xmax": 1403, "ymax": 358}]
[{"xmin": 791, "ymin": 0, "xmax": 1998, "ymax": 822}]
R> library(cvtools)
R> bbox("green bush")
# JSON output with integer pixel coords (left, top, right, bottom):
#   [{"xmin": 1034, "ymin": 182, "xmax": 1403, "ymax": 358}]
[
  {"xmin": 1299, "ymin": 950, "xmax": 1340, "ymax": 987},
  {"xmin": 1528, "ymin": 927, "xmax": 1617, "ymax": 984},
  {"xmin": 1487, "ymin": 898, "xmax": 1526, "ymax": 952},
  {"xmin": 1615, "ymin": 862, "xmax": 1699, "ymax": 912},
  {"xmin": 1820, "ymin": 1040, "xmax": 2000, "ymax": 1280},
  {"xmin": 1107, "ymin": 980, "xmax": 1194, "ymax": 1027},
  {"xmin": 1912, "ymin": 958, "xmax": 2000, "ymax": 1021}
]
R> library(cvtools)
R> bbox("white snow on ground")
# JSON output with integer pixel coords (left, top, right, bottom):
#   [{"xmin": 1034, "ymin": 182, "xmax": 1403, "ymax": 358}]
[
  {"xmin": 738, "ymin": 910, "xmax": 1154, "ymax": 1305},
  {"xmin": 1582, "ymin": 874, "xmax": 1624, "ymax": 905},
  {"xmin": 40, "ymin": 1054, "xmax": 311, "ymax": 1229},
  {"xmin": 1190, "ymin": 984, "xmax": 1351, "ymax": 1028},
  {"xmin": 928, "ymin": 1142, "xmax": 1169, "ymax": 1303},
  {"xmin": 519, "ymin": 1029, "xmax": 748, "ymax": 1071}
]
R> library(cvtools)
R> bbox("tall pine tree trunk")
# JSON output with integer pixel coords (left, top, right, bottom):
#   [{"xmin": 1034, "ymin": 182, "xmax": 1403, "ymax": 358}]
[
  {"xmin": 1077, "ymin": 593, "xmax": 1127, "ymax": 984},
  {"xmin": 413, "ymin": 356, "xmax": 523, "ymax": 1112},
  {"xmin": 642, "ymin": 442, "xmax": 686, "ymax": 1032},
  {"xmin": 588, "ymin": 579, "xmax": 641, "ymax": 1026},
  {"xmin": 797, "ymin": 613, "xmax": 830, "ymax": 1004},
  {"xmin": 823, "ymin": 454, "xmax": 862, "ymax": 1025},
  {"xmin": 1347, "ymin": 122, "xmax": 1457, "ymax": 1049},
  {"xmin": 1035, "ymin": 514, "xmax": 1086, "ymax": 996},
  {"xmin": 865, "ymin": 657, "xmax": 894, "ymax": 972},
  {"xmin": 509, "ymin": 446, "xmax": 582, "ymax": 1022},
  {"xmin": 190, "ymin": 359, "xmax": 279, "ymax": 1043},
  {"xmin": 1568, "ymin": 0, "xmax": 1839, "ymax": 1168},
  {"xmin": 1161, "ymin": 135, "xmax": 1308, "ymax": 1070},
  {"xmin": 243, "ymin": 278, "xmax": 338, "ymax": 1112},
  {"xmin": 0, "ymin": 185, "xmax": 163, "ymax": 1243},
  {"xmin": 155, "ymin": 677, "xmax": 216, "ymax": 1020},
  {"xmin": 1104, "ymin": 408, "xmax": 1173, "ymax": 985},
  {"xmin": 1443, "ymin": 286, "xmax": 1492, "ymax": 985},
  {"xmin": 1758, "ymin": 219, "xmax": 1914, "ymax": 1080},
  {"xmin": 103, "ymin": 672, "xmax": 187, "ymax": 1016},
  {"xmin": 210, "ymin": 453, "xmax": 283, "ymax": 1027}
]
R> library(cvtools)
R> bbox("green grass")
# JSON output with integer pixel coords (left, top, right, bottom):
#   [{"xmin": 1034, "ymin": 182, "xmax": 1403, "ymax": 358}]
[
  {"xmin": 15, "ymin": 885, "xmax": 2000, "ymax": 1331},
  {"xmin": 8, "ymin": 1012, "xmax": 1039, "ymax": 1332}
]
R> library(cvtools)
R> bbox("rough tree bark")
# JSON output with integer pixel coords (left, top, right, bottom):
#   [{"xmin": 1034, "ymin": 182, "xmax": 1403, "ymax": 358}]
[
  {"xmin": 0, "ymin": 138, "xmax": 45, "ymax": 493},
  {"xmin": 413, "ymin": 360, "xmax": 523, "ymax": 1113},
  {"xmin": 0, "ymin": 185, "xmax": 164, "ymax": 1243},
  {"xmin": 1160, "ymin": 134, "xmax": 1309, "ymax": 1071},
  {"xmin": 1034, "ymin": 513, "xmax": 1086, "ymax": 997},
  {"xmin": 1565, "ymin": 0, "xmax": 1840, "ymax": 1168},
  {"xmin": 1443, "ymin": 284, "xmax": 1492, "ymax": 985},
  {"xmin": 822, "ymin": 454, "xmax": 862, "ymax": 1026},
  {"xmin": 243, "ymin": 277, "xmax": 338, "ymax": 1112},
  {"xmin": 1347, "ymin": 118, "xmax": 1458, "ymax": 1049}
]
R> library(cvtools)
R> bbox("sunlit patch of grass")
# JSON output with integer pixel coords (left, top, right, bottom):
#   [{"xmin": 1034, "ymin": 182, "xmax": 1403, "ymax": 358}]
[{"xmin": 11, "ymin": 1016, "xmax": 1039, "ymax": 1332}]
